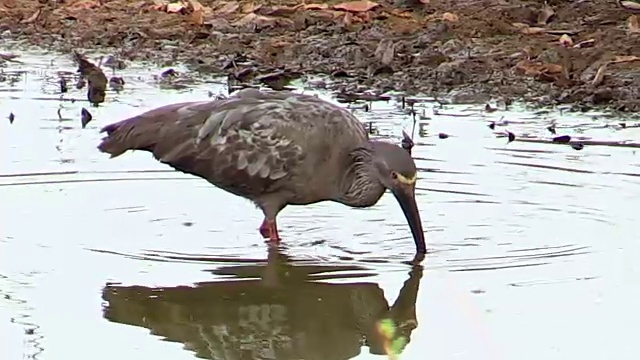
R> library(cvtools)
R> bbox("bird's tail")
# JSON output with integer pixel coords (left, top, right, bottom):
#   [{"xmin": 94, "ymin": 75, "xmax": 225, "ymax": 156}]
[{"xmin": 97, "ymin": 117, "xmax": 159, "ymax": 158}]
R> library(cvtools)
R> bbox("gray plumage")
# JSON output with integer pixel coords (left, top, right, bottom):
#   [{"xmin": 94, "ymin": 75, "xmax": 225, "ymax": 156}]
[{"xmin": 98, "ymin": 88, "xmax": 426, "ymax": 255}]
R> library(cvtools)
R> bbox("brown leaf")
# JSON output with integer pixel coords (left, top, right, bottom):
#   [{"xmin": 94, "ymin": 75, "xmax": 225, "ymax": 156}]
[
  {"xmin": 304, "ymin": 3, "xmax": 329, "ymax": 10},
  {"xmin": 343, "ymin": 11, "xmax": 353, "ymax": 26},
  {"xmin": 0, "ymin": 53, "xmax": 20, "ymax": 62},
  {"xmin": 375, "ymin": 39, "xmax": 395, "ymax": 66},
  {"xmin": 419, "ymin": 0, "xmax": 429, "ymax": 3},
  {"xmin": 188, "ymin": 0, "xmax": 205, "ymax": 25},
  {"xmin": 20, "ymin": 8, "xmax": 41, "ymax": 24},
  {"xmin": 573, "ymin": 39, "xmax": 595, "ymax": 48},
  {"xmin": 559, "ymin": 34, "xmax": 573, "ymax": 47},
  {"xmin": 611, "ymin": 55, "xmax": 640, "ymax": 64},
  {"xmin": 333, "ymin": 1, "xmax": 380, "ymax": 13},
  {"xmin": 441, "ymin": 12, "xmax": 458, "ymax": 22},
  {"xmin": 628, "ymin": 15, "xmax": 640, "ymax": 33},
  {"xmin": 216, "ymin": 1, "xmax": 239, "ymax": 15},
  {"xmin": 67, "ymin": 0, "xmax": 101, "ymax": 11},
  {"xmin": 511, "ymin": 22, "xmax": 529, "ymax": 29},
  {"xmin": 521, "ymin": 26, "xmax": 546, "ymax": 35},
  {"xmin": 619, "ymin": 0, "xmax": 640, "ymax": 11},
  {"xmin": 242, "ymin": 2, "xmax": 262, "ymax": 13},
  {"xmin": 592, "ymin": 62, "xmax": 608, "ymax": 86},
  {"xmin": 166, "ymin": 2, "xmax": 185, "ymax": 13},
  {"xmin": 537, "ymin": 4, "xmax": 554, "ymax": 25},
  {"xmin": 233, "ymin": 12, "xmax": 276, "ymax": 27}
]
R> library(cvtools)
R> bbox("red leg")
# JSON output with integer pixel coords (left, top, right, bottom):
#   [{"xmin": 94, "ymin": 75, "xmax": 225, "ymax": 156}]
[
  {"xmin": 259, "ymin": 218, "xmax": 270, "ymax": 239},
  {"xmin": 259, "ymin": 218, "xmax": 281, "ymax": 243},
  {"xmin": 267, "ymin": 220, "xmax": 280, "ymax": 242}
]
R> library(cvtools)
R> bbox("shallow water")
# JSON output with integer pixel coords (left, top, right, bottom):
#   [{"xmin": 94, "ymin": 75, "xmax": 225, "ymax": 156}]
[{"xmin": 2, "ymin": 50, "xmax": 640, "ymax": 360}]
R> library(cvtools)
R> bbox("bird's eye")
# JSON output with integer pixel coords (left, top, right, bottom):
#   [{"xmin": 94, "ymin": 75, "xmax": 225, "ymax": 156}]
[{"xmin": 391, "ymin": 171, "xmax": 398, "ymax": 179}]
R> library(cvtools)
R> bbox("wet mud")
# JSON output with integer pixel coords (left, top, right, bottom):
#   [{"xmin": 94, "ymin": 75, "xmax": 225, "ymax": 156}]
[{"xmin": 2, "ymin": 0, "xmax": 640, "ymax": 111}]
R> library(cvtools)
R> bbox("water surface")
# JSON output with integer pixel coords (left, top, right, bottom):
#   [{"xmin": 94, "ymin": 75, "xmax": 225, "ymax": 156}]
[{"xmin": 2, "ymin": 50, "xmax": 640, "ymax": 360}]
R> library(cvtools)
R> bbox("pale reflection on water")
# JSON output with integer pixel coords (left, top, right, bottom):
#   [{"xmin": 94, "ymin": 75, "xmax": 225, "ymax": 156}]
[{"xmin": 2, "ymin": 51, "xmax": 640, "ymax": 360}]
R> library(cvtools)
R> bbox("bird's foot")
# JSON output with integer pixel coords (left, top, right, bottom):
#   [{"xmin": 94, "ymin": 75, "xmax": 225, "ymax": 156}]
[{"xmin": 259, "ymin": 219, "xmax": 281, "ymax": 243}]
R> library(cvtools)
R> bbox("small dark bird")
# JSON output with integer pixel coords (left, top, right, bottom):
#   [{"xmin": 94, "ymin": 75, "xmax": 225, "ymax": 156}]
[
  {"xmin": 570, "ymin": 143, "xmax": 585, "ymax": 151},
  {"xmin": 438, "ymin": 132, "xmax": 449, "ymax": 139},
  {"xmin": 552, "ymin": 135, "xmax": 571, "ymax": 144},
  {"xmin": 59, "ymin": 77, "xmax": 68, "ymax": 93},
  {"xmin": 620, "ymin": 122, "xmax": 627, "ymax": 129},
  {"xmin": 97, "ymin": 89, "xmax": 427, "ymax": 256},
  {"xmin": 506, "ymin": 130, "xmax": 516, "ymax": 143},
  {"xmin": 8, "ymin": 112, "xmax": 14, "ymax": 124},
  {"xmin": 488, "ymin": 121, "xmax": 496, "ymax": 130},
  {"xmin": 547, "ymin": 125, "xmax": 556, "ymax": 134},
  {"xmin": 81, "ymin": 108, "xmax": 92, "ymax": 128}
]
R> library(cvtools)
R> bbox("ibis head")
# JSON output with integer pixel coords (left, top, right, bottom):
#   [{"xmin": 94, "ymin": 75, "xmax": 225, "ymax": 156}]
[{"xmin": 370, "ymin": 141, "xmax": 426, "ymax": 254}]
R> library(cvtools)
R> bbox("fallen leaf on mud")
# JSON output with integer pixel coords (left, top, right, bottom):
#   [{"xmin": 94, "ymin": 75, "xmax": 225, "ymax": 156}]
[
  {"xmin": 20, "ymin": 8, "xmax": 41, "ymax": 24},
  {"xmin": 619, "ymin": 0, "xmax": 640, "ymax": 11},
  {"xmin": 233, "ymin": 12, "xmax": 276, "ymax": 27},
  {"xmin": 511, "ymin": 22, "xmax": 529, "ymax": 29},
  {"xmin": 333, "ymin": 1, "xmax": 380, "ymax": 13},
  {"xmin": 242, "ymin": 2, "xmax": 262, "ymax": 13},
  {"xmin": 628, "ymin": 15, "xmax": 640, "ymax": 33},
  {"xmin": 166, "ymin": 2, "xmax": 185, "ymax": 13},
  {"xmin": 442, "ymin": 12, "xmax": 459, "ymax": 22},
  {"xmin": 611, "ymin": 55, "xmax": 640, "ymax": 64},
  {"xmin": 216, "ymin": 1, "xmax": 239, "ymax": 15},
  {"xmin": 559, "ymin": 34, "xmax": 573, "ymax": 47},
  {"xmin": 515, "ymin": 60, "xmax": 563, "ymax": 76},
  {"xmin": 537, "ymin": 4, "xmax": 555, "ymax": 25},
  {"xmin": 592, "ymin": 62, "xmax": 608, "ymax": 86},
  {"xmin": 304, "ymin": 3, "xmax": 329, "ymax": 10},
  {"xmin": 375, "ymin": 39, "xmax": 395, "ymax": 66},
  {"xmin": 521, "ymin": 26, "xmax": 546, "ymax": 35},
  {"xmin": 419, "ymin": 0, "xmax": 430, "ymax": 3},
  {"xmin": 343, "ymin": 11, "xmax": 353, "ymax": 26},
  {"xmin": 188, "ymin": 0, "xmax": 206, "ymax": 25},
  {"xmin": 67, "ymin": 0, "xmax": 100, "ymax": 11},
  {"xmin": 573, "ymin": 39, "xmax": 595, "ymax": 48}
]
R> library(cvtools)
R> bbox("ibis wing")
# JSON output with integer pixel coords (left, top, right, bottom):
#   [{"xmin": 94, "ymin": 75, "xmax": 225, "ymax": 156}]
[{"xmin": 146, "ymin": 96, "xmax": 308, "ymax": 197}]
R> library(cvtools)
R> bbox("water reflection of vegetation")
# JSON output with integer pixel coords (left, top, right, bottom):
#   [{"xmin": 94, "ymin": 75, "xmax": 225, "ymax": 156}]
[{"xmin": 102, "ymin": 247, "xmax": 423, "ymax": 360}]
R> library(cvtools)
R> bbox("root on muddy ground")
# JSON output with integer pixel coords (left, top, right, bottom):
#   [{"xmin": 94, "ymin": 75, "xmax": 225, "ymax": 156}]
[{"xmin": 1, "ymin": 0, "xmax": 639, "ymax": 111}]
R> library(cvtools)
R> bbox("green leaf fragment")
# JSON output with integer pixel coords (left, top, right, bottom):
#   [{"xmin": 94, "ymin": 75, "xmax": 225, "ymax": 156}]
[{"xmin": 390, "ymin": 336, "xmax": 407, "ymax": 355}]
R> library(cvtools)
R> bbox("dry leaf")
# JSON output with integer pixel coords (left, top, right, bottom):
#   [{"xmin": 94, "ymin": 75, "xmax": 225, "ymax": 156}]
[
  {"xmin": 188, "ymin": 0, "xmax": 205, "ymax": 25},
  {"xmin": 216, "ymin": 1, "xmax": 239, "ymax": 15},
  {"xmin": 333, "ymin": 1, "xmax": 380, "ymax": 13},
  {"xmin": 573, "ymin": 39, "xmax": 595, "ymax": 48},
  {"xmin": 20, "ymin": 8, "xmax": 40, "ymax": 23},
  {"xmin": 521, "ymin": 27, "xmax": 546, "ymax": 35},
  {"xmin": 67, "ymin": 0, "xmax": 100, "ymax": 11},
  {"xmin": 611, "ymin": 55, "xmax": 640, "ymax": 64},
  {"xmin": 242, "ymin": 2, "xmax": 262, "ymax": 13},
  {"xmin": 0, "ymin": 53, "xmax": 20, "ymax": 61},
  {"xmin": 442, "ymin": 12, "xmax": 459, "ymax": 22},
  {"xmin": 304, "ymin": 3, "xmax": 329, "ymax": 10},
  {"xmin": 166, "ymin": 2, "xmax": 185, "ymax": 13},
  {"xmin": 537, "ymin": 4, "xmax": 555, "ymax": 25},
  {"xmin": 628, "ymin": 15, "xmax": 640, "ymax": 33},
  {"xmin": 511, "ymin": 22, "xmax": 529, "ymax": 29},
  {"xmin": 375, "ymin": 39, "xmax": 395, "ymax": 66},
  {"xmin": 559, "ymin": 34, "xmax": 573, "ymax": 47},
  {"xmin": 343, "ymin": 11, "xmax": 353, "ymax": 26},
  {"xmin": 592, "ymin": 62, "xmax": 608, "ymax": 86},
  {"xmin": 233, "ymin": 12, "xmax": 275, "ymax": 27},
  {"xmin": 619, "ymin": 0, "xmax": 640, "ymax": 11},
  {"xmin": 419, "ymin": 0, "xmax": 430, "ymax": 3}
]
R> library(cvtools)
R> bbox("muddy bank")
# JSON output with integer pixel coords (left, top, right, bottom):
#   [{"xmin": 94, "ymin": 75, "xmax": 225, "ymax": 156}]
[{"xmin": 2, "ymin": 0, "xmax": 639, "ymax": 111}]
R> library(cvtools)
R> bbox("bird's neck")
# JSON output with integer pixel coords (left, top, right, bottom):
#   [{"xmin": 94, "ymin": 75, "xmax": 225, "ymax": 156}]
[{"xmin": 336, "ymin": 147, "xmax": 385, "ymax": 208}]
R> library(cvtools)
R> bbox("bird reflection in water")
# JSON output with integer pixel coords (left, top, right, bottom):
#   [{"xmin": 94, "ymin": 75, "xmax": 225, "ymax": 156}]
[{"xmin": 101, "ymin": 247, "xmax": 424, "ymax": 360}]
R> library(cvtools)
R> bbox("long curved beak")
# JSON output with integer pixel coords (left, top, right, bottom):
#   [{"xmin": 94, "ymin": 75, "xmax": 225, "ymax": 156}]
[{"xmin": 391, "ymin": 184, "xmax": 426, "ymax": 255}]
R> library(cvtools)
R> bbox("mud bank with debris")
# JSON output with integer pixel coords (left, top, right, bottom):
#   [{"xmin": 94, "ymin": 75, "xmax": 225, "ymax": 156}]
[{"xmin": 2, "ymin": 0, "xmax": 640, "ymax": 111}]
